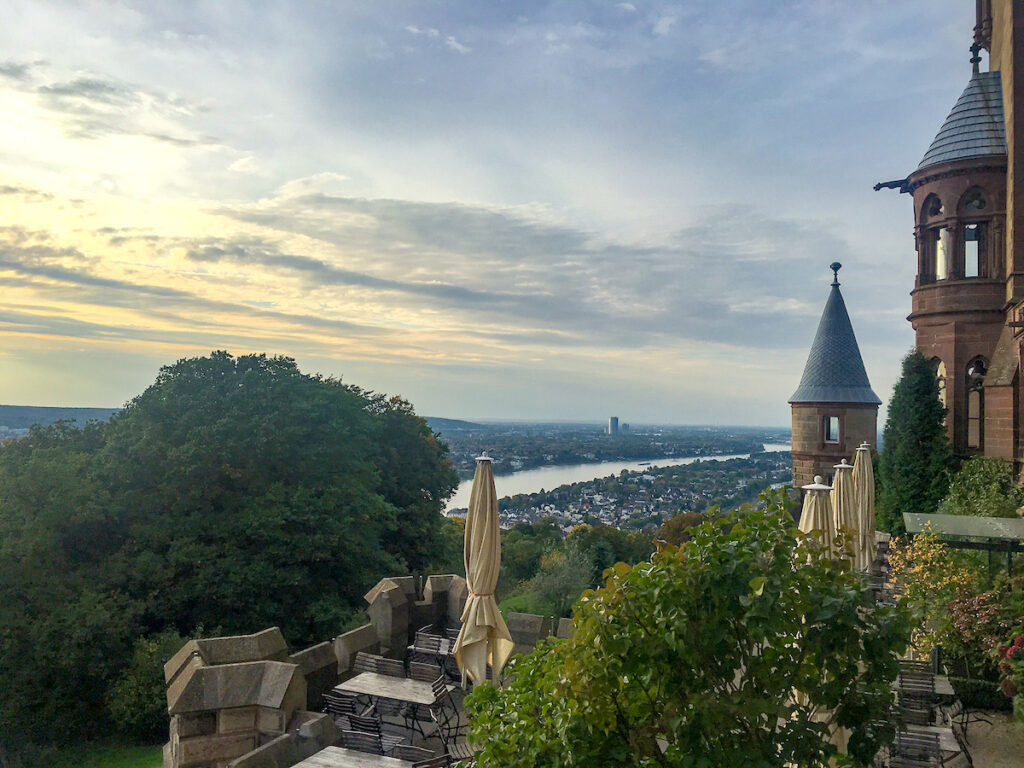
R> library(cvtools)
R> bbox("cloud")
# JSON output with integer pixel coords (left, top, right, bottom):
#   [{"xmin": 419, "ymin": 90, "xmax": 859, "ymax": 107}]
[
  {"xmin": 652, "ymin": 13, "xmax": 679, "ymax": 37},
  {"xmin": 617, "ymin": 3, "xmax": 637, "ymax": 12},
  {"xmin": 227, "ymin": 155, "xmax": 260, "ymax": 174},
  {"xmin": 0, "ymin": 184, "xmax": 53, "ymax": 202},
  {"xmin": 208, "ymin": 189, "xmax": 882, "ymax": 352},
  {"xmin": 445, "ymin": 36, "xmax": 471, "ymax": 54},
  {"xmin": 0, "ymin": 60, "xmax": 36, "ymax": 81},
  {"xmin": 29, "ymin": 71, "xmax": 215, "ymax": 145},
  {"xmin": 406, "ymin": 25, "xmax": 440, "ymax": 39}
]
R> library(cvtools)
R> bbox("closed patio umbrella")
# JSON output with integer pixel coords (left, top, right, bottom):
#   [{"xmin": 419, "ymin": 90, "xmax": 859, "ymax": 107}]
[
  {"xmin": 453, "ymin": 454, "xmax": 514, "ymax": 686},
  {"xmin": 799, "ymin": 475, "xmax": 834, "ymax": 557},
  {"xmin": 795, "ymin": 475, "xmax": 850, "ymax": 757},
  {"xmin": 851, "ymin": 442, "xmax": 876, "ymax": 571},
  {"xmin": 831, "ymin": 459, "xmax": 857, "ymax": 565}
]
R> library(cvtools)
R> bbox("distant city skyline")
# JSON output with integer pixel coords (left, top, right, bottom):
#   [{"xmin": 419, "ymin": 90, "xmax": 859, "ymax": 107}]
[{"xmin": 0, "ymin": 2, "xmax": 975, "ymax": 425}]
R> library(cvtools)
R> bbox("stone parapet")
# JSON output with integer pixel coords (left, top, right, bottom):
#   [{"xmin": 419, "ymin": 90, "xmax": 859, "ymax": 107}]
[
  {"xmin": 333, "ymin": 624, "xmax": 380, "ymax": 676},
  {"xmin": 165, "ymin": 578, "xmax": 576, "ymax": 768}
]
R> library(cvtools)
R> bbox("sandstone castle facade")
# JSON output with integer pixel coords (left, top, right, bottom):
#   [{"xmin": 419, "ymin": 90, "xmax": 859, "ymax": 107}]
[{"xmin": 876, "ymin": 0, "xmax": 1024, "ymax": 473}]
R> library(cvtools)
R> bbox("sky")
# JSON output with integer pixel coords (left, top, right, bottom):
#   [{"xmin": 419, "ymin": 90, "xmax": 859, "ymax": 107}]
[{"xmin": 0, "ymin": 1, "xmax": 979, "ymax": 425}]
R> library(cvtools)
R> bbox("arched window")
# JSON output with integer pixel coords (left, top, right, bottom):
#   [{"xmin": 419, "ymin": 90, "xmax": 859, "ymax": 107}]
[
  {"xmin": 959, "ymin": 188, "xmax": 988, "ymax": 278},
  {"xmin": 931, "ymin": 358, "xmax": 947, "ymax": 411},
  {"xmin": 922, "ymin": 194, "xmax": 944, "ymax": 221},
  {"xmin": 966, "ymin": 357, "xmax": 988, "ymax": 450},
  {"xmin": 959, "ymin": 188, "xmax": 987, "ymax": 213},
  {"xmin": 918, "ymin": 195, "xmax": 947, "ymax": 284}
]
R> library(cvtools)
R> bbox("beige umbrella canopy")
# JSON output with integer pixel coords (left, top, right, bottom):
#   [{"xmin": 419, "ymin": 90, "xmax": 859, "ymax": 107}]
[
  {"xmin": 851, "ymin": 442, "xmax": 876, "ymax": 571},
  {"xmin": 799, "ymin": 475, "xmax": 834, "ymax": 557},
  {"xmin": 453, "ymin": 454, "xmax": 514, "ymax": 686},
  {"xmin": 831, "ymin": 459, "xmax": 857, "ymax": 565},
  {"xmin": 795, "ymin": 475, "xmax": 850, "ymax": 758}
]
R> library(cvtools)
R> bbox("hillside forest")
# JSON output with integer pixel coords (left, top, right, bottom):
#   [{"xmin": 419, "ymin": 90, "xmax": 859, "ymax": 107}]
[{"xmin": 0, "ymin": 352, "xmax": 459, "ymax": 765}]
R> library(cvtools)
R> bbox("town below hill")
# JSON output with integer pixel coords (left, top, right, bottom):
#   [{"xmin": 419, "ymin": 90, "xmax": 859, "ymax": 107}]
[
  {"xmin": 470, "ymin": 452, "xmax": 792, "ymax": 531},
  {"xmin": 433, "ymin": 421, "xmax": 790, "ymax": 478}
]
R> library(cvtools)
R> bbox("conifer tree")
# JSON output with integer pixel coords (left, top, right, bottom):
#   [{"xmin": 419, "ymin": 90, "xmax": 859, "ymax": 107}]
[{"xmin": 877, "ymin": 349, "xmax": 952, "ymax": 534}]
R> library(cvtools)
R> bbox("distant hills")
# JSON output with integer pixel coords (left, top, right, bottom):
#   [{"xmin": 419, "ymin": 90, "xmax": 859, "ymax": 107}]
[
  {"xmin": 1, "ymin": 407, "xmax": 479, "ymax": 434},
  {"xmin": 425, "ymin": 417, "xmax": 485, "ymax": 433},
  {"xmin": 0, "ymin": 405, "xmax": 119, "ymax": 430}
]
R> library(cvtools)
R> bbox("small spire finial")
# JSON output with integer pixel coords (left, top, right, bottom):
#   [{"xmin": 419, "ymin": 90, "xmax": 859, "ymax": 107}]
[
  {"xmin": 829, "ymin": 262, "xmax": 841, "ymax": 287},
  {"xmin": 970, "ymin": 43, "xmax": 982, "ymax": 74}
]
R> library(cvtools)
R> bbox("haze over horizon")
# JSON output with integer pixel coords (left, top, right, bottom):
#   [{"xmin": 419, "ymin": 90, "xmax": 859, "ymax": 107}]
[{"xmin": 0, "ymin": 2, "xmax": 974, "ymax": 426}]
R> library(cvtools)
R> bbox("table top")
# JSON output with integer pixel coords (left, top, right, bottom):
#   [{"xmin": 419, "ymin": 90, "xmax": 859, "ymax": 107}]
[
  {"xmin": 934, "ymin": 675, "xmax": 955, "ymax": 696},
  {"xmin": 335, "ymin": 672, "xmax": 453, "ymax": 706},
  {"xmin": 904, "ymin": 724, "xmax": 959, "ymax": 753},
  {"xmin": 290, "ymin": 746, "xmax": 413, "ymax": 767},
  {"xmin": 893, "ymin": 674, "xmax": 955, "ymax": 698}
]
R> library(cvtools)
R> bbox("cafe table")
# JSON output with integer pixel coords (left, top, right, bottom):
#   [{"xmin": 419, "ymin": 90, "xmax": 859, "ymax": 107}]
[{"xmin": 290, "ymin": 745, "xmax": 413, "ymax": 767}]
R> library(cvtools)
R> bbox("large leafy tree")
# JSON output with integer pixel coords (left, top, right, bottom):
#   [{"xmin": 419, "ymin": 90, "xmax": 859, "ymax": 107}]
[
  {"xmin": 466, "ymin": 493, "xmax": 909, "ymax": 768},
  {"xmin": 877, "ymin": 349, "xmax": 952, "ymax": 535},
  {"xmin": 0, "ymin": 352, "xmax": 457, "ymax": 759}
]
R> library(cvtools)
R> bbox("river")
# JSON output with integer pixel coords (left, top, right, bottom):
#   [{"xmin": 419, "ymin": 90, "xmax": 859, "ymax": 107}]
[{"xmin": 445, "ymin": 443, "xmax": 791, "ymax": 511}]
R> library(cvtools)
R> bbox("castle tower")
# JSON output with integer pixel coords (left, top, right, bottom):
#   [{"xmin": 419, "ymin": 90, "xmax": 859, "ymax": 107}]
[
  {"xmin": 789, "ymin": 264, "xmax": 880, "ymax": 488},
  {"xmin": 877, "ymin": 1, "xmax": 1022, "ymax": 466},
  {"xmin": 905, "ymin": 63, "xmax": 1008, "ymax": 458}
]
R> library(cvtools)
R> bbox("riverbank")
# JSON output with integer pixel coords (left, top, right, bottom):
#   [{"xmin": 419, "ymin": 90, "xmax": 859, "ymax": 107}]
[{"xmin": 446, "ymin": 444, "xmax": 790, "ymax": 511}]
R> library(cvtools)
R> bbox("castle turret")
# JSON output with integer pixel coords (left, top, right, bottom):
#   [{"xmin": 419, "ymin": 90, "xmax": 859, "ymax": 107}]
[
  {"xmin": 790, "ymin": 264, "xmax": 880, "ymax": 488},
  {"xmin": 906, "ymin": 67, "xmax": 1008, "ymax": 457}
]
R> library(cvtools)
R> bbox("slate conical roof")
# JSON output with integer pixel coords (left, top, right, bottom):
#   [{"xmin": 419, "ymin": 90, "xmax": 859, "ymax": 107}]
[
  {"xmin": 789, "ymin": 269, "xmax": 881, "ymax": 405},
  {"xmin": 917, "ymin": 70, "xmax": 1006, "ymax": 172}
]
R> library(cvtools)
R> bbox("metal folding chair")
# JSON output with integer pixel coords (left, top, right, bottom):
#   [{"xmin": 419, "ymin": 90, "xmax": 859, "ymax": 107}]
[
  {"xmin": 378, "ymin": 657, "xmax": 406, "ymax": 677},
  {"xmin": 341, "ymin": 723, "xmax": 403, "ymax": 756},
  {"xmin": 410, "ymin": 660, "xmax": 443, "ymax": 682},
  {"xmin": 893, "ymin": 729, "xmax": 941, "ymax": 766},
  {"xmin": 353, "ymin": 651, "xmax": 383, "ymax": 674},
  {"xmin": 322, "ymin": 688, "xmax": 373, "ymax": 729},
  {"xmin": 411, "ymin": 756, "xmax": 449, "ymax": 768},
  {"xmin": 392, "ymin": 745, "xmax": 436, "ymax": 762}
]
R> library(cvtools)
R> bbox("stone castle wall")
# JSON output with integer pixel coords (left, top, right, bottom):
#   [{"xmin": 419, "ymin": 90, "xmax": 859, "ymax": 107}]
[{"xmin": 164, "ymin": 574, "xmax": 569, "ymax": 768}]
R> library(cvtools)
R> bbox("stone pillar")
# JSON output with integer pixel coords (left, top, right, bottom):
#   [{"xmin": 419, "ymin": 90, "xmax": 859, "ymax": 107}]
[{"xmin": 364, "ymin": 578, "xmax": 410, "ymax": 657}]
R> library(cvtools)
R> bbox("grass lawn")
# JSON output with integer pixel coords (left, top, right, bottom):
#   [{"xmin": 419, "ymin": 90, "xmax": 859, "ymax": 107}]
[{"xmin": 49, "ymin": 742, "xmax": 162, "ymax": 768}]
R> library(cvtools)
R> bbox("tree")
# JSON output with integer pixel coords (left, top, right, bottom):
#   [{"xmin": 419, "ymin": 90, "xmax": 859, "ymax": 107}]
[
  {"xmin": 108, "ymin": 629, "xmax": 189, "ymax": 742},
  {"xmin": 466, "ymin": 492, "xmax": 910, "ymax": 768},
  {"xmin": 877, "ymin": 349, "xmax": 952, "ymax": 535},
  {"xmin": 938, "ymin": 457, "xmax": 1024, "ymax": 519},
  {"xmin": 0, "ymin": 352, "xmax": 458, "ymax": 760},
  {"xmin": 658, "ymin": 511, "xmax": 703, "ymax": 545},
  {"xmin": 518, "ymin": 539, "xmax": 595, "ymax": 618},
  {"xmin": 888, "ymin": 528, "xmax": 980, "ymax": 658}
]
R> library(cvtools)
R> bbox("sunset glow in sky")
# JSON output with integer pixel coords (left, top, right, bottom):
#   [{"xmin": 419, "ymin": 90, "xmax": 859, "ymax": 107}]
[{"xmin": 0, "ymin": 1, "xmax": 976, "ymax": 423}]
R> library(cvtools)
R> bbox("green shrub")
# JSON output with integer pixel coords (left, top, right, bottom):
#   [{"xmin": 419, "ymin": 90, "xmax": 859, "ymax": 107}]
[
  {"xmin": 108, "ymin": 630, "xmax": 188, "ymax": 742},
  {"xmin": 949, "ymin": 677, "xmax": 1013, "ymax": 711}
]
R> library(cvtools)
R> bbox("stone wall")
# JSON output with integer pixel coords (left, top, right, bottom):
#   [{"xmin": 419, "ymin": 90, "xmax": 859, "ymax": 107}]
[
  {"xmin": 791, "ymin": 403, "xmax": 877, "ymax": 488},
  {"xmin": 165, "ymin": 574, "xmax": 569, "ymax": 768},
  {"xmin": 163, "ymin": 630, "xmax": 338, "ymax": 768}
]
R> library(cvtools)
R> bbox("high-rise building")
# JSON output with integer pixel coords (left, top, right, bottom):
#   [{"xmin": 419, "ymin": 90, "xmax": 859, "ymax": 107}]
[
  {"xmin": 877, "ymin": 1, "xmax": 1023, "ymax": 471},
  {"xmin": 789, "ymin": 264, "xmax": 880, "ymax": 488},
  {"xmin": 608, "ymin": 416, "xmax": 619, "ymax": 435}
]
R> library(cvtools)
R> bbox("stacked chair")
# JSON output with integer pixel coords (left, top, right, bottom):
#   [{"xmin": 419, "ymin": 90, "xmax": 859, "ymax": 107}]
[
  {"xmin": 326, "ymin": 649, "xmax": 476, "ymax": 766},
  {"xmin": 889, "ymin": 729, "xmax": 941, "ymax": 767}
]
